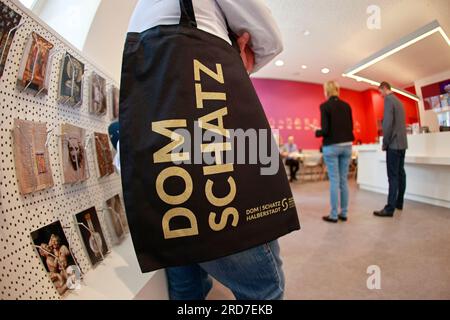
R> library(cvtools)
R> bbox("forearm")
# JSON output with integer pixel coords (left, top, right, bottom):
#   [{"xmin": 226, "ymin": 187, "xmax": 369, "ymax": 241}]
[{"xmin": 217, "ymin": 0, "xmax": 283, "ymax": 72}]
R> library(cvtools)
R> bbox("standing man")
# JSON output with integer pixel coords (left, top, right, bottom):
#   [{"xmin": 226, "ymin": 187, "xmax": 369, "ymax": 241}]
[
  {"xmin": 374, "ymin": 82, "xmax": 408, "ymax": 217},
  {"xmin": 281, "ymin": 136, "xmax": 300, "ymax": 182}
]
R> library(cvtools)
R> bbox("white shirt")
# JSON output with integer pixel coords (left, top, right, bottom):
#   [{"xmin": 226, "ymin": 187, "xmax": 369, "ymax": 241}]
[{"xmin": 128, "ymin": 0, "xmax": 283, "ymax": 72}]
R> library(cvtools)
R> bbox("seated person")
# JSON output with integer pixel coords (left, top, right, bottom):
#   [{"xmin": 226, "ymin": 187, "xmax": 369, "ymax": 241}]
[{"xmin": 281, "ymin": 136, "xmax": 300, "ymax": 182}]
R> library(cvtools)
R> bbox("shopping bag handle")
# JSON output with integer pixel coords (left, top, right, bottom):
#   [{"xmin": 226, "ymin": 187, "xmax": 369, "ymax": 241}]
[{"xmin": 179, "ymin": 0, "xmax": 197, "ymax": 28}]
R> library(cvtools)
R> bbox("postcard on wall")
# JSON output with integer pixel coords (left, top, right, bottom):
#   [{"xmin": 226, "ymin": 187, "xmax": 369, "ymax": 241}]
[
  {"xmin": 58, "ymin": 52, "xmax": 85, "ymax": 107},
  {"xmin": 94, "ymin": 132, "xmax": 114, "ymax": 178},
  {"xmin": 12, "ymin": 119, "xmax": 54, "ymax": 195},
  {"xmin": 109, "ymin": 86, "xmax": 120, "ymax": 120},
  {"xmin": 0, "ymin": 3, "xmax": 22, "ymax": 79},
  {"xmin": 30, "ymin": 220, "xmax": 79, "ymax": 296},
  {"xmin": 75, "ymin": 207, "xmax": 109, "ymax": 266},
  {"xmin": 17, "ymin": 32, "xmax": 54, "ymax": 93},
  {"xmin": 89, "ymin": 72, "xmax": 107, "ymax": 116},
  {"xmin": 105, "ymin": 195, "xmax": 129, "ymax": 244},
  {"xmin": 60, "ymin": 123, "xmax": 89, "ymax": 184}
]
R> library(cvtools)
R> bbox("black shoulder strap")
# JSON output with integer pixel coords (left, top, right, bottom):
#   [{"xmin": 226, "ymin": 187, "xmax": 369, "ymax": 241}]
[
  {"xmin": 179, "ymin": 0, "xmax": 197, "ymax": 28},
  {"xmin": 179, "ymin": 0, "xmax": 240, "ymax": 53}
]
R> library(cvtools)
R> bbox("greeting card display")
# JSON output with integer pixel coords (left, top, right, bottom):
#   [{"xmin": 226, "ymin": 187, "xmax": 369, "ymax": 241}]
[
  {"xmin": 12, "ymin": 119, "xmax": 54, "ymax": 194},
  {"xmin": 17, "ymin": 32, "xmax": 54, "ymax": 94},
  {"xmin": 31, "ymin": 221, "xmax": 79, "ymax": 296},
  {"xmin": 58, "ymin": 52, "xmax": 84, "ymax": 107},
  {"xmin": 0, "ymin": 3, "xmax": 22, "ymax": 79},
  {"xmin": 60, "ymin": 123, "xmax": 89, "ymax": 184},
  {"xmin": 75, "ymin": 207, "xmax": 108, "ymax": 266}
]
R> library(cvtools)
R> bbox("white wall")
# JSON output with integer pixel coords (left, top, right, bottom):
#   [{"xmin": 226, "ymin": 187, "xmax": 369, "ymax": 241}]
[
  {"xmin": 414, "ymin": 69, "xmax": 450, "ymax": 132},
  {"xmin": 82, "ymin": 0, "xmax": 138, "ymax": 83},
  {"xmin": 34, "ymin": 0, "xmax": 101, "ymax": 50}
]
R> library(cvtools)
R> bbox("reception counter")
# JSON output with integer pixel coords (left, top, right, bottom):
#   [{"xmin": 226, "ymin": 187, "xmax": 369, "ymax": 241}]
[{"xmin": 356, "ymin": 132, "xmax": 450, "ymax": 208}]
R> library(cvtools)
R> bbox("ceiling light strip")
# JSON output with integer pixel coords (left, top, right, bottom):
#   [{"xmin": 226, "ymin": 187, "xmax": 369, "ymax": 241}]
[
  {"xmin": 344, "ymin": 74, "xmax": 420, "ymax": 101},
  {"xmin": 342, "ymin": 20, "xmax": 450, "ymax": 102},
  {"xmin": 344, "ymin": 20, "xmax": 444, "ymax": 76}
]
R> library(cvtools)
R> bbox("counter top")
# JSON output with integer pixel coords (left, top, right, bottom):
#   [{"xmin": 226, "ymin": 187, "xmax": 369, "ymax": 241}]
[{"xmin": 356, "ymin": 132, "xmax": 450, "ymax": 208}]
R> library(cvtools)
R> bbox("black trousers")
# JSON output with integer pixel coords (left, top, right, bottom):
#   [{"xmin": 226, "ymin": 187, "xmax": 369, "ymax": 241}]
[
  {"xmin": 385, "ymin": 148, "xmax": 406, "ymax": 212},
  {"xmin": 286, "ymin": 158, "xmax": 300, "ymax": 180}
]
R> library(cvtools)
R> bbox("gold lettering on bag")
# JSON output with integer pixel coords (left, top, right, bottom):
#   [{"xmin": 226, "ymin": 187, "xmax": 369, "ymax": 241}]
[
  {"xmin": 198, "ymin": 107, "xmax": 230, "ymax": 138},
  {"xmin": 152, "ymin": 120, "xmax": 189, "ymax": 163},
  {"xmin": 205, "ymin": 177, "xmax": 236, "ymax": 207},
  {"xmin": 162, "ymin": 208, "xmax": 199, "ymax": 239},
  {"xmin": 194, "ymin": 60, "xmax": 239, "ymax": 232},
  {"xmin": 203, "ymin": 163, "xmax": 234, "ymax": 176},
  {"xmin": 194, "ymin": 60, "xmax": 224, "ymax": 84},
  {"xmin": 194, "ymin": 60, "xmax": 226, "ymax": 108},
  {"xmin": 156, "ymin": 167, "xmax": 193, "ymax": 205},
  {"xmin": 152, "ymin": 59, "xmax": 240, "ymax": 240},
  {"xmin": 195, "ymin": 84, "xmax": 226, "ymax": 109},
  {"xmin": 209, "ymin": 207, "xmax": 239, "ymax": 232},
  {"xmin": 201, "ymin": 142, "xmax": 231, "ymax": 165}
]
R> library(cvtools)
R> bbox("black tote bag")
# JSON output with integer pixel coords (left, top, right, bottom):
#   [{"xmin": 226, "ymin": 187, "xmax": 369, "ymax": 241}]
[{"xmin": 119, "ymin": 0, "xmax": 300, "ymax": 272}]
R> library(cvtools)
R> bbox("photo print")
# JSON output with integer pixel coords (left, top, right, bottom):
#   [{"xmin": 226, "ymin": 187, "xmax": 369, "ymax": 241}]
[
  {"xmin": 60, "ymin": 123, "xmax": 89, "ymax": 184},
  {"xmin": 75, "ymin": 207, "xmax": 109, "ymax": 266},
  {"xmin": 31, "ymin": 221, "xmax": 80, "ymax": 296}
]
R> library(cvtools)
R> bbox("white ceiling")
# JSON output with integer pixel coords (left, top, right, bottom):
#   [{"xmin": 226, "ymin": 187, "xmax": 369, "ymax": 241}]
[{"xmin": 253, "ymin": 0, "xmax": 450, "ymax": 91}]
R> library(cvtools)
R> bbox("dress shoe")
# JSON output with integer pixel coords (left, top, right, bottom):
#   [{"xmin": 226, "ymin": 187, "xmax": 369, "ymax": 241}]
[
  {"xmin": 322, "ymin": 216, "xmax": 338, "ymax": 223},
  {"xmin": 373, "ymin": 209, "xmax": 394, "ymax": 217},
  {"xmin": 338, "ymin": 214, "xmax": 348, "ymax": 222},
  {"xmin": 396, "ymin": 205, "xmax": 403, "ymax": 210}
]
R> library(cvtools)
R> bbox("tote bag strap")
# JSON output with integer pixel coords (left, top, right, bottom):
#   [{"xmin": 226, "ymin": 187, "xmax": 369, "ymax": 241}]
[
  {"xmin": 179, "ymin": 0, "xmax": 197, "ymax": 28},
  {"xmin": 179, "ymin": 0, "xmax": 240, "ymax": 54}
]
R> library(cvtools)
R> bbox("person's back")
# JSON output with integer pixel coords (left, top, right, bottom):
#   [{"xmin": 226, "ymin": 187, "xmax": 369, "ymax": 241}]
[
  {"xmin": 383, "ymin": 94, "xmax": 408, "ymax": 150},
  {"xmin": 319, "ymin": 97, "xmax": 354, "ymax": 146},
  {"xmin": 374, "ymin": 82, "xmax": 408, "ymax": 217},
  {"xmin": 313, "ymin": 81, "xmax": 354, "ymax": 223}
]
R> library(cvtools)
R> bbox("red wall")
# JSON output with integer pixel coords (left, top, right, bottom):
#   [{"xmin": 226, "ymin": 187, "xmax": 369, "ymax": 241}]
[
  {"xmin": 251, "ymin": 78, "xmax": 419, "ymax": 149},
  {"xmin": 364, "ymin": 88, "xmax": 420, "ymax": 136}
]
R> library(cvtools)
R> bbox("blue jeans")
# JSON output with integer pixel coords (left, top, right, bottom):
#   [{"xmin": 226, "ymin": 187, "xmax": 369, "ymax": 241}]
[
  {"xmin": 166, "ymin": 241, "xmax": 285, "ymax": 300},
  {"xmin": 323, "ymin": 144, "xmax": 352, "ymax": 219}
]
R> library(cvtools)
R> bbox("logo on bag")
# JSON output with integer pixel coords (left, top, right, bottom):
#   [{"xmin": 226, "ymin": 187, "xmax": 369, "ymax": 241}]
[
  {"xmin": 152, "ymin": 60, "xmax": 239, "ymax": 240},
  {"xmin": 246, "ymin": 197, "xmax": 295, "ymax": 221}
]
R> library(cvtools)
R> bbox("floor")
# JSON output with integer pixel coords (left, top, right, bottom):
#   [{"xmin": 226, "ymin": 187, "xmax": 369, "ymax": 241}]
[{"xmin": 207, "ymin": 180, "xmax": 450, "ymax": 300}]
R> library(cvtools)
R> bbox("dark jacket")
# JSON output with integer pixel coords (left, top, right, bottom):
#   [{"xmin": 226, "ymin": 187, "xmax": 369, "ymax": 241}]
[
  {"xmin": 315, "ymin": 96, "xmax": 354, "ymax": 146},
  {"xmin": 382, "ymin": 93, "xmax": 408, "ymax": 150}
]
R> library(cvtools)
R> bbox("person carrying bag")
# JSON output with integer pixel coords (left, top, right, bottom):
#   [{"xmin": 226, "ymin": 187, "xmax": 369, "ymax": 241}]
[{"xmin": 119, "ymin": 0, "xmax": 300, "ymax": 275}]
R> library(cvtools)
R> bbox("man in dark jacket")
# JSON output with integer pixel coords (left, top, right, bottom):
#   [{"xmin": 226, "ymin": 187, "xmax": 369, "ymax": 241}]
[{"xmin": 374, "ymin": 82, "xmax": 408, "ymax": 217}]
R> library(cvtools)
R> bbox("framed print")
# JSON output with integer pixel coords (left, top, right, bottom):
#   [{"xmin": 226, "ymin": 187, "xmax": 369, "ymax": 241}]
[
  {"xmin": 93, "ymin": 132, "xmax": 114, "ymax": 178},
  {"xmin": 89, "ymin": 72, "xmax": 107, "ymax": 116},
  {"xmin": 58, "ymin": 52, "xmax": 84, "ymax": 107},
  {"xmin": 0, "ymin": 3, "xmax": 22, "ymax": 79},
  {"xmin": 75, "ymin": 207, "xmax": 108, "ymax": 266},
  {"xmin": 105, "ymin": 195, "xmax": 128, "ymax": 244},
  {"xmin": 12, "ymin": 119, "xmax": 54, "ymax": 194},
  {"xmin": 60, "ymin": 123, "xmax": 89, "ymax": 184},
  {"xmin": 109, "ymin": 86, "xmax": 120, "ymax": 120},
  {"xmin": 17, "ymin": 32, "xmax": 54, "ymax": 94},
  {"xmin": 31, "ymin": 221, "xmax": 79, "ymax": 296}
]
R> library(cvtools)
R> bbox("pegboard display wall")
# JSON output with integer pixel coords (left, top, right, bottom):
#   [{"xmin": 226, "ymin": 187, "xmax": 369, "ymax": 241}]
[{"xmin": 0, "ymin": 0, "xmax": 124, "ymax": 300}]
